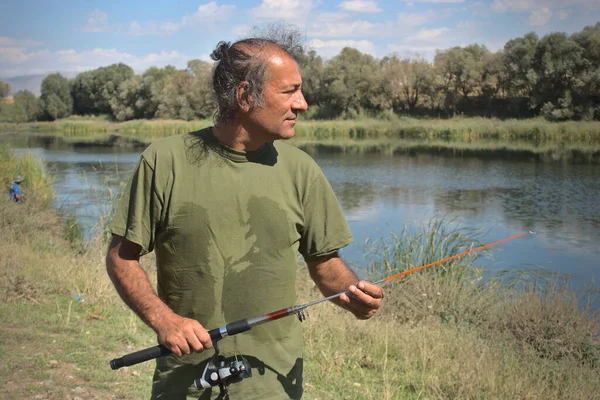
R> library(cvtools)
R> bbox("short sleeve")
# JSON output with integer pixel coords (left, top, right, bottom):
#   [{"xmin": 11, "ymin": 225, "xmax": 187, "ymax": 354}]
[
  {"xmin": 298, "ymin": 171, "xmax": 353, "ymax": 259},
  {"xmin": 110, "ymin": 155, "xmax": 163, "ymax": 255}
]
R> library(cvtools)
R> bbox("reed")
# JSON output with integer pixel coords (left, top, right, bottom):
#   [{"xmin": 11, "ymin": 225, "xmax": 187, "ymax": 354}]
[
  {"xmin": 2, "ymin": 117, "xmax": 600, "ymax": 144},
  {"xmin": 0, "ymin": 143, "xmax": 54, "ymax": 207}
]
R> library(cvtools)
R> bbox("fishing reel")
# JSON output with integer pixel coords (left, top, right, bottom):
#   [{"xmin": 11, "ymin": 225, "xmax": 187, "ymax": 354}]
[
  {"xmin": 193, "ymin": 341, "xmax": 252, "ymax": 398},
  {"xmin": 193, "ymin": 309, "xmax": 307, "ymax": 397}
]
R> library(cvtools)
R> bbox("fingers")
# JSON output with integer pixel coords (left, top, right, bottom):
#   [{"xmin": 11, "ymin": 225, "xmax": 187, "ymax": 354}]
[
  {"xmin": 341, "ymin": 281, "xmax": 384, "ymax": 320},
  {"xmin": 193, "ymin": 324, "xmax": 213, "ymax": 350},
  {"xmin": 157, "ymin": 315, "xmax": 212, "ymax": 357}
]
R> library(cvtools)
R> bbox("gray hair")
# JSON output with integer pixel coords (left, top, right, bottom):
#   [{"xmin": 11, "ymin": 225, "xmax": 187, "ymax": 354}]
[{"xmin": 210, "ymin": 27, "xmax": 305, "ymax": 124}]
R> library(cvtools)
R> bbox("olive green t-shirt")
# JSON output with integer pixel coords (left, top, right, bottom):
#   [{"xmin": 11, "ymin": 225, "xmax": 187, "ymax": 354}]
[{"xmin": 111, "ymin": 128, "xmax": 353, "ymax": 399}]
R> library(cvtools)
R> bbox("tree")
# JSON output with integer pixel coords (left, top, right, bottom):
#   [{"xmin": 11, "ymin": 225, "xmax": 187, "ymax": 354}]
[
  {"xmin": 13, "ymin": 90, "xmax": 38, "ymax": 121},
  {"xmin": 532, "ymin": 32, "xmax": 587, "ymax": 119},
  {"xmin": 0, "ymin": 81, "xmax": 11, "ymax": 99},
  {"xmin": 503, "ymin": 32, "xmax": 538, "ymax": 98},
  {"xmin": 109, "ymin": 76, "xmax": 143, "ymax": 121},
  {"xmin": 434, "ymin": 47, "xmax": 466, "ymax": 114},
  {"xmin": 571, "ymin": 22, "xmax": 600, "ymax": 119},
  {"xmin": 39, "ymin": 73, "xmax": 72, "ymax": 120},
  {"xmin": 297, "ymin": 50, "xmax": 325, "ymax": 107},
  {"xmin": 186, "ymin": 59, "xmax": 216, "ymax": 119},
  {"xmin": 322, "ymin": 47, "xmax": 382, "ymax": 116},
  {"xmin": 383, "ymin": 55, "xmax": 434, "ymax": 112},
  {"xmin": 71, "ymin": 63, "xmax": 135, "ymax": 117},
  {"xmin": 0, "ymin": 103, "xmax": 27, "ymax": 122},
  {"xmin": 136, "ymin": 66, "xmax": 179, "ymax": 119}
]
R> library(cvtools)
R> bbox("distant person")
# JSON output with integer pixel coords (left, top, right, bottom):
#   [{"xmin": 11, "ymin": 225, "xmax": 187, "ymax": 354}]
[{"xmin": 9, "ymin": 175, "xmax": 24, "ymax": 202}]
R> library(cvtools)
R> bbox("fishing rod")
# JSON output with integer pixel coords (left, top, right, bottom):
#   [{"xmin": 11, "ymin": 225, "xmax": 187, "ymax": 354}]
[
  {"xmin": 109, "ymin": 231, "xmax": 533, "ymax": 395},
  {"xmin": 110, "ymin": 230, "xmax": 533, "ymax": 373}
]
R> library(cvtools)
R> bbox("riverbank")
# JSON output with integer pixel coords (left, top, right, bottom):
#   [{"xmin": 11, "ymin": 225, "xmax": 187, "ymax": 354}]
[
  {"xmin": 1, "ymin": 145, "xmax": 599, "ymax": 399},
  {"xmin": 3, "ymin": 117, "xmax": 600, "ymax": 163},
  {"xmin": 3, "ymin": 116, "xmax": 600, "ymax": 142}
]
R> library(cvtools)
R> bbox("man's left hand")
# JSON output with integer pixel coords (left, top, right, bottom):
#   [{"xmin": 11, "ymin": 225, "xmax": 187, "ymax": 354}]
[{"xmin": 339, "ymin": 280, "xmax": 384, "ymax": 320}]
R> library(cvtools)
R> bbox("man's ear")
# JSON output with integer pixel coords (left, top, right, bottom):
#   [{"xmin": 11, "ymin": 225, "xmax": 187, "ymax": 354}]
[{"xmin": 236, "ymin": 81, "xmax": 251, "ymax": 112}]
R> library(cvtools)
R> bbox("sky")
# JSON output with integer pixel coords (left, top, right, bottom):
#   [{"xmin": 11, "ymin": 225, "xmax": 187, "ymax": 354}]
[{"xmin": 1, "ymin": 0, "xmax": 599, "ymax": 77}]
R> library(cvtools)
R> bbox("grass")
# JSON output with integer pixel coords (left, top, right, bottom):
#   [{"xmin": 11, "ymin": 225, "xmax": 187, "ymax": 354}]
[{"xmin": 0, "ymin": 145, "xmax": 599, "ymax": 399}]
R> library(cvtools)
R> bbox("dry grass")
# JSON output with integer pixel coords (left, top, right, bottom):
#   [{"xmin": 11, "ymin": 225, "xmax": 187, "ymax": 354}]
[
  {"xmin": 301, "ymin": 266, "xmax": 600, "ymax": 400},
  {"xmin": 492, "ymin": 279, "xmax": 600, "ymax": 367},
  {"xmin": 1, "ymin": 145, "xmax": 598, "ymax": 399}
]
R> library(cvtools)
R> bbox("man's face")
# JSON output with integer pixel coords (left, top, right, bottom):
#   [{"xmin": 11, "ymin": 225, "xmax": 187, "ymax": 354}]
[{"xmin": 246, "ymin": 54, "xmax": 308, "ymax": 141}]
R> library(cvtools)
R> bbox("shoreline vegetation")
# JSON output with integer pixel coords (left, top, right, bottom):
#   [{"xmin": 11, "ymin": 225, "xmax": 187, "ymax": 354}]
[
  {"xmin": 2, "ymin": 116, "xmax": 600, "ymax": 163},
  {"xmin": 1, "ymin": 145, "xmax": 599, "ymax": 399}
]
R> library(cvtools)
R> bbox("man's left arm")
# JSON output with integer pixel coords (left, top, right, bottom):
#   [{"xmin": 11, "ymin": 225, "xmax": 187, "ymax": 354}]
[{"xmin": 305, "ymin": 252, "xmax": 384, "ymax": 320}]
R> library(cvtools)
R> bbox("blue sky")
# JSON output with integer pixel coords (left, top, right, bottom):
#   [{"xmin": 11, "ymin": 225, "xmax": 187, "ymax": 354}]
[{"xmin": 1, "ymin": 0, "xmax": 599, "ymax": 77}]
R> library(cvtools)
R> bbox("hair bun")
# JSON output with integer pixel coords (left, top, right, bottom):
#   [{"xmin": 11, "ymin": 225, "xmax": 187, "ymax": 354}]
[{"xmin": 210, "ymin": 41, "xmax": 231, "ymax": 61}]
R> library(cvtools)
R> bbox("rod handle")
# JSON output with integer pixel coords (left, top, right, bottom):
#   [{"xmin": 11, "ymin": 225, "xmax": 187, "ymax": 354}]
[
  {"xmin": 109, "ymin": 320, "xmax": 251, "ymax": 370},
  {"xmin": 109, "ymin": 328, "xmax": 224, "ymax": 370}
]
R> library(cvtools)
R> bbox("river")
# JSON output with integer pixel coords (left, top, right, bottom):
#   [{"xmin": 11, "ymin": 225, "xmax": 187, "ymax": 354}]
[{"xmin": 7, "ymin": 135, "xmax": 600, "ymax": 302}]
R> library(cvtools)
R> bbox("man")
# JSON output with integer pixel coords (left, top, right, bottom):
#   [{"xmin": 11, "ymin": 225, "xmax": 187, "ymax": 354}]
[
  {"xmin": 9, "ymin": 175, "xmax": 24, "ymax": 202},
  {"xmin": 106, "ymin": 37, "xmax": 384, "ymax": 400}
]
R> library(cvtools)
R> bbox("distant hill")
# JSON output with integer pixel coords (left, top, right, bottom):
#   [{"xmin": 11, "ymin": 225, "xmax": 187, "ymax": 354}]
[{"xmin": 1, "ymin": 72, "xmax": 79, "ymax": 96}]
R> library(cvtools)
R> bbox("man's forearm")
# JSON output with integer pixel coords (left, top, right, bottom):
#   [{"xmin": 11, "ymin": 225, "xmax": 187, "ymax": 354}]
[
  {"xmin": 307, "ymin": 253, "xmax": 384, "ymax": 319},
  {"xmin": 106, "ymin": 249, "xmax": 171, "ymax": 332},
  {"xmin": 307, "ymin": 255, "xmax": 359, "ymax": 307}
]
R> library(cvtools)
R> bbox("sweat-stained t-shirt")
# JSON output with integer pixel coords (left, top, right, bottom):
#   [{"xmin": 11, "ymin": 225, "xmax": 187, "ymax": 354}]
[{"xmin": 110, "ymin": 128, "xmax": 353, "ymax": 400}]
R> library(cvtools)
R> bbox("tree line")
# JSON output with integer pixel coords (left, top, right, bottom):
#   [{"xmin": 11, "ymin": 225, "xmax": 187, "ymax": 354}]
[{"xmin": 1, "ymin": 22, "xmax": 599, "ymax": 123}]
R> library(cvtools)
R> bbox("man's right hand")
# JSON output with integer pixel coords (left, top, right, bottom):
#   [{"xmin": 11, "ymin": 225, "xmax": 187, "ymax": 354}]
[{"xmin": 155, "ymin": 312, "xmax": 213, "ymax": 357}]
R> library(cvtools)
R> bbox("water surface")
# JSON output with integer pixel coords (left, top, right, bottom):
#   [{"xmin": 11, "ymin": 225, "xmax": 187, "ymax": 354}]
[{"xmin": 8, "ymin": 136, "xmax": 600, "ymax": 301}]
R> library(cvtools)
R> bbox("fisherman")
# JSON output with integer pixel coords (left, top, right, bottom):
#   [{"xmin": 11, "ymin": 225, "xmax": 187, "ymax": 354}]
[
  {"xmin": 106, "ymin": 34, "xmax": 384, "ymax": 399},
  {"xmin": 9, "ymin": 175, "xmax": 24, "ymax": 202}
]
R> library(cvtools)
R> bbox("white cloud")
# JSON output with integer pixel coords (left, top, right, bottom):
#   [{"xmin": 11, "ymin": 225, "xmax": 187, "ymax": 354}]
[
  {"xmin": 387, "ymin": 21, "xmax": 480, "ymax": 59},
  {"xmin": 250, "ymin": 0, "xmax": 314, "ymax": 24},
  {"xmin": 528, "ymin": 8, "xmax": 553, "ymax": 26},
  {"xmin": 82, "ymin": 9, "xmax": 111, "ymax": 33},
  {"xmin": 397, "ymin": 10, "xmax": 436, "ymax": 27},
  {"xmin": 308, "ymin": 39, "xmax": 376, "ymax": 57},
  {"xmin": 339, "ymin": 1, "xmax": 382, "ymax": 13},
  {"xmin": 413, "ymin": 27, "xmax": 450, "ymax": 40},
  {"xmin": 128, "ymin": 20, "xmax": 180, "ymax": 36},
  {"xmin": 307, "ymin": 9, "xmax": 435, "ymax": 38},
  {"xmin": 0, "ymin": 37, "xmax": 44, "ymax": 48},
  {"xmin": 232, "ymin": 25, "xmax": 253, "ymax": 37},
  {"xmin": 307, "ymin": 13, "xmax": 385, "ymax": 37},
  {"xmin": 124, "ymin": 2, "xmax": 236, "ymax": 36},
  {"xmin": 491, "ymin": 0, "xmax": 600, "ymax": 26},
  {"xmin": 402, "ymin": 0, "xmax": 465, "ymax": 3},
  {"xmin": 182, "ymin": 2, "xmax": 236, "ymax": 25},
  {"xmin": 0, "ymin": 43, "xmax": 198, "ymax": 77}
]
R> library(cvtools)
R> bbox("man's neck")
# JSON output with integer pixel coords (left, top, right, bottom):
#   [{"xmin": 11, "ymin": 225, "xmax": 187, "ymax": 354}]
[{"xmin": 212, "ymin": 122, "xmax": 267, "ymax": 152}]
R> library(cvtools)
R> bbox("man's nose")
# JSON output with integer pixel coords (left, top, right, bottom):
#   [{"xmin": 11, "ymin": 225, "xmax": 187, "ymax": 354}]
[{"xmin": 292, "ymin": 91, "xmax": 308, "ymax": 112}]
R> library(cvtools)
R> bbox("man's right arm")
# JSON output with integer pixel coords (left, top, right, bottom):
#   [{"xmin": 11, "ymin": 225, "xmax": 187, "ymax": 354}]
[{"xmin": 106, "ymin": 235, "xmax": 212, "ymax": 356}]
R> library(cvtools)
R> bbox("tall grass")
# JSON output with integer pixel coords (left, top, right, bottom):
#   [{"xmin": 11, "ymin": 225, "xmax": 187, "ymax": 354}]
[
  {"xmin": 363, "ymin": 219, "xmax": 497, "ymax": 327},
  {"xmin": 0, "ymin": 143, "xmax": 54, "ymax": 207},
  {"xmin": 294, "ymin": 117, "xmax": 600, "ymax": 143},
  {"xmin": 3, "ymin": 117, "xmax": 600, "ymax": 144},
  {"xmin": 0, "ymin": 118, "xmax": 213, "ymax": 138},
  {"xmin": 302, "ymin": 218, "xmax": 599, "ymax": 399}
]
